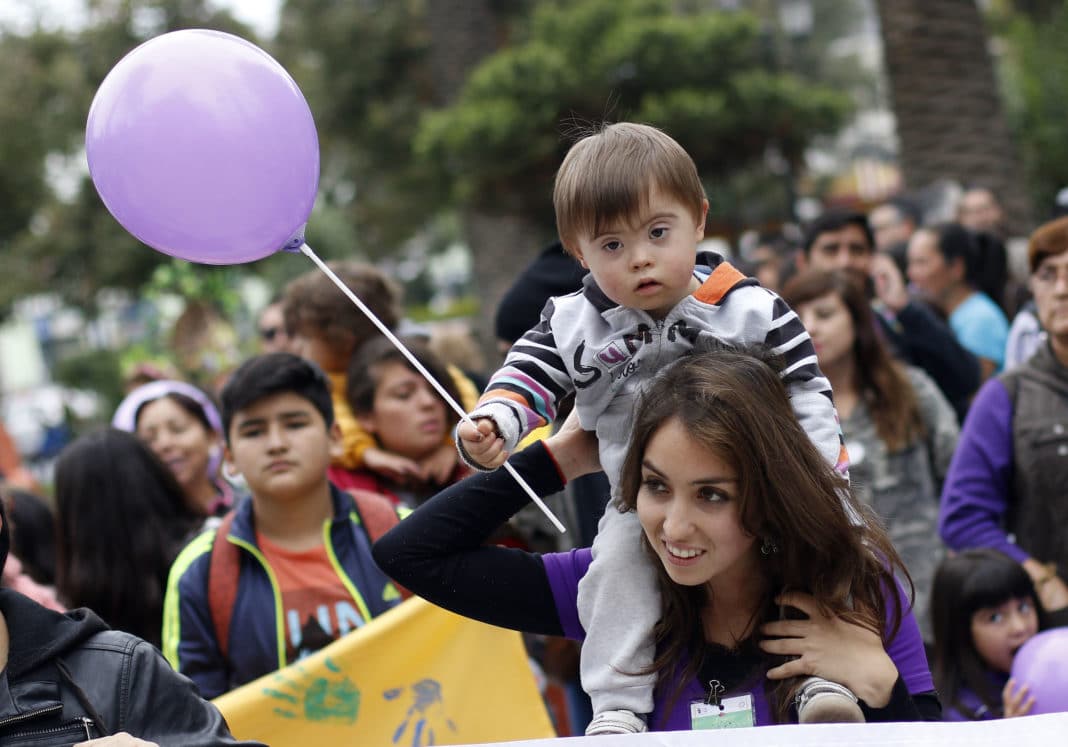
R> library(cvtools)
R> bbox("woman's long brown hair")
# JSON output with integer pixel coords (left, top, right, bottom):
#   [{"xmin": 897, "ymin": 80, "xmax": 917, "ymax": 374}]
[
  {"xmin": 782, "ymin": 269, "xmax": 925, "ymax": 453},
  {"xmin": 615, "ymin": 346, "xmax": 910, "ymax": 722}
]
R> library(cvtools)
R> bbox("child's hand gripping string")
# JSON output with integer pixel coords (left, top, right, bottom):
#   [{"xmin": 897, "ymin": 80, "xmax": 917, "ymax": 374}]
[{"xmin": 457, "ymin": 417, "xmax": 509, "ymax": 470}]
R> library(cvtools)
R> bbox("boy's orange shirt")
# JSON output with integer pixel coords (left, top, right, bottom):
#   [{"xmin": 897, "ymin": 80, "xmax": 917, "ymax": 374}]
[
  {"xmin": 328, "ymin": 365, "xmax": 479, "ymax": 470},
  {"xmin": 255, "ymin": 531, "xmax": 360, "ymax": 665}
]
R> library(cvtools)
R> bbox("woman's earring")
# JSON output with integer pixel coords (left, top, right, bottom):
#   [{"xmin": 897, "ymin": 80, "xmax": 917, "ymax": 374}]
[
  {"xmin": 761, "ymin": 538, "xmax": 779, "ymax": 556},
  {"xmin": 222, "ymin": 462, "xmax": 241, "ymax": 481}
]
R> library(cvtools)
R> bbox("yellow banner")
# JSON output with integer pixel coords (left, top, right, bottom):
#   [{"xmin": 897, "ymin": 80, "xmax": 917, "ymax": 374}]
[{"xmin": 213, "ymin": 597, "xmax": 555, "ymax": 746}]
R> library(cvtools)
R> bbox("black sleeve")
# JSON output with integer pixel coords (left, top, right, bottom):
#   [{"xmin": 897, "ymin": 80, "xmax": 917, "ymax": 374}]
[
  {"xmin": 125, "ymin": 639, "xmax": 265, "ymax": 746},
  {"xmin": 860, "ymin": 677, "xmax": 942, "ymax": 722},
  {"xmin": 893, "ymin": 302, "xmax": 980, "ymax": 418},
  {"xmin": 373, "ymin": 442, "xmax": 567, "ymax": 637}
]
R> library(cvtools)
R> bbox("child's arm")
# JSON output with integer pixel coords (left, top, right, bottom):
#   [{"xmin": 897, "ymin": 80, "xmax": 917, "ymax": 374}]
[
  {"xmin": 762, "ymin": 293, "xmax": 846, "ymax": 470},
  {"xmin": 458, "ymin": 308, "xmax": 573, "ymax": 470}
]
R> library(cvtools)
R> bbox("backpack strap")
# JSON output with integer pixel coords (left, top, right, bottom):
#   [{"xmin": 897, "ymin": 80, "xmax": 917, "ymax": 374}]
[
  {"xmin": 207, "ymin": 510, "xmax": 240, "ymax": 660},
  {"xmin": 347, "ymin": 489, "xmax": 412, "ymax": 600}
]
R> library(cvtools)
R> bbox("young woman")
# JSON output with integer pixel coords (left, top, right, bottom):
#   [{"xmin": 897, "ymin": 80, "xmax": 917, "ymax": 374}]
[
  {"xmin": 373, "ymin": 348, "xmax": 939, "ymax": 728},
  {"xmin": 112, "ymin": 379, "xmax": 232, "ymax": 517},
  {"xmin": 53, "ymin": 428, "xmax": 202, "ymax": 646},
  {"xmin": 907, "ymin": 223, "xmax": 1010, "ymax": 379},
  {"xmin": 930, "ymin": 549, "xmax": 1052, "ymax": 720},
  {"xmin": 782, "ymin": 269, "xmax": 959, "ymax": 640},
  {"xmin": 331, "ymin": 337, "xmax": 469, "ymax": 508}
]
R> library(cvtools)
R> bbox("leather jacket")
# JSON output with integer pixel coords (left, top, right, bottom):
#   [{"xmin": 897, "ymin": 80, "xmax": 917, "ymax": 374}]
[{"xmin": 0, "ymin": 588, "xmax": 262, "ymax": 747}]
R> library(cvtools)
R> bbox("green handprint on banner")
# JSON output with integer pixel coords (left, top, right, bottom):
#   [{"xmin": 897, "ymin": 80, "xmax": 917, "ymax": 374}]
[{"xmin": 263, "ymin": 657, "xmax": 360, "ymax": 723}]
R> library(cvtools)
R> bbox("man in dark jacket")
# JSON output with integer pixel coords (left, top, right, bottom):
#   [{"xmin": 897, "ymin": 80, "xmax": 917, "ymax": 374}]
[{"xmin": 0, "ymin": 500, "xmax": 261, "ymax": 746}]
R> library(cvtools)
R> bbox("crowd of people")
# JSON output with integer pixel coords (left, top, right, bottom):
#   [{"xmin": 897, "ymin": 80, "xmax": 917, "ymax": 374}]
[{"xmin": 1, "ymin": 120, "xmax": 1067, "ymax": 745}]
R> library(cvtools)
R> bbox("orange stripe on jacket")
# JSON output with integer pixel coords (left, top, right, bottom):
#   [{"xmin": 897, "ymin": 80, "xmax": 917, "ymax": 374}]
[
  {"xmin": 693, "ymin": 262, "xmax": 747, "ymax": 305},
  {"xmin": 478, "ymin": 388, "xmax": 542, "ymax": 415}
]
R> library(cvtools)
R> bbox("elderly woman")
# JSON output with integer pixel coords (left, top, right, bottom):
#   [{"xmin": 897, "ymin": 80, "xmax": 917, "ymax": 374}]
[
  {"xmin": 374, "ymin": 348, "xmax": 939, "ymax": 728},
  {"xmin": 940, "ymin": 216, "xmax": 1068, "ymax": 617}
]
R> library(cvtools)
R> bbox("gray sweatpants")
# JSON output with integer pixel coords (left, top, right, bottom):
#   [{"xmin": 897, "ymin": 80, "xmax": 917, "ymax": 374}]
[{"xmin": 576, "ymin": 506, "xmax": 659, "ymax": 716}]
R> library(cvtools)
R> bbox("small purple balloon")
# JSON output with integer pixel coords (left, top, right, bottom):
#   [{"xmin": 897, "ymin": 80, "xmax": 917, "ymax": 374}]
[
  {"xmin": 86, "ymin": 29, "xmax": 319, "ymax": 264},
  {"xmin": 1010, "ymin": 628, "xmax": 1068, "ymax": 714}
]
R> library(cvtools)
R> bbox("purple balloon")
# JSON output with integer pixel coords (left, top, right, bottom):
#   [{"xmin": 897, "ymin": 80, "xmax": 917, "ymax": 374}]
[
  {"xmin": 86, "ymin": 29, "xmax": 319, "ymax": 264},
  {"xmin": 1010, "ymin": 628, "xmax": 1068, "ymax": 714}
]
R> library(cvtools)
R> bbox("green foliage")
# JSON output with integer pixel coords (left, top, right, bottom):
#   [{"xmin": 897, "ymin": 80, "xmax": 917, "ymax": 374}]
[
  {"xmin": 52, "ymin": 347, "xmax": 125, "ymax": 418},
  {"xmin": 988, "ymin": 3, "xmax": 1068, "ymax": 218},
  {"xmin": 0, "ymin": 0, "xmax": 255, "ymax": 314},
  {"xmin": 144, "ymin": 259, "xmax": 244, "ymax": 317},
  {"xmin": 407, "ymin": 295, "xmax": 480, "ymax": 323},
  {"xmin": 273, "ymin": 0, "xmax": 441, "ymax": 256},
  {"xmin": 0, "ymin": 0, "xmax": 861, "ymax": 325},
  {"xmin": 414, "ymin": 0, "xmax": 850, "ymax": 231}
]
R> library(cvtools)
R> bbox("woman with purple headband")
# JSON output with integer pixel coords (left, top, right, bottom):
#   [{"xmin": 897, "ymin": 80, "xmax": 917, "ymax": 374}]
[{"xmin": 113, "ymin": 380, "xmax": 233, "ymax": 517}]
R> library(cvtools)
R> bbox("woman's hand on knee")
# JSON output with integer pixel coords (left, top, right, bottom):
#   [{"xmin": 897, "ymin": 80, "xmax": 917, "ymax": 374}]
[{"xmin": 758, "ymin": 591, "xmax": 898, "ymax": 708}]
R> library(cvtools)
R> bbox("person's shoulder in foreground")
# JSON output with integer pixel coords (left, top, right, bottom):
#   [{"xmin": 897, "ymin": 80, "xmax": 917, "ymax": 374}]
[{"xmin": 0, "ymin": 499, "xmax": 261, "ymax": 746}]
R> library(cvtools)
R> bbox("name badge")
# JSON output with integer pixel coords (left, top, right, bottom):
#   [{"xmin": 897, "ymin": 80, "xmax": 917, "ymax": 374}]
[{"xmin": 690, "ymin": 694, "xmax": 756, "ymax": 730}]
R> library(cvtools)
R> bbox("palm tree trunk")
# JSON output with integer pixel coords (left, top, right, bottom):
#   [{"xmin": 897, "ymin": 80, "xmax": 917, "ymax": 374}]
[
  {"xmin": 424, "ymin": 0, "xmax": 546, "ymax": 363},
  {"xmin": 875, "ymin": 0, "xmax": 1032, "ymax": 232}
]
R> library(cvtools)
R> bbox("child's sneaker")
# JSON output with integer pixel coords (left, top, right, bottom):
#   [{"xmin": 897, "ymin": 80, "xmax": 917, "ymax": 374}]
[
  {"xmin": 795, "ymin": 677, "xmax": 865, "ymax": 723},
  {"xmin": 584, "ymin": 709, "xmax": 647, "ymax": 736}
]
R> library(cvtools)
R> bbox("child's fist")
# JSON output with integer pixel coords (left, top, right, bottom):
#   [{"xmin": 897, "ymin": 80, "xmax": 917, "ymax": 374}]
[{"xmin": 457, "ymin": 417, "xmax": 508, "ymax": 469}]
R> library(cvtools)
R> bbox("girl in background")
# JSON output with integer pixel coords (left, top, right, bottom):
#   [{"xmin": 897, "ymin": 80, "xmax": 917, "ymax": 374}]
[
  {"xmin": 336, "ymin": 337, "xmax": 469, "ymax": 508},
  {"xmin": 930, "ymin": 548, "xmax": 1054, "ymax": 720},
  {"xmin": 783, "ymin": 269, "xmax": 958, "ymax": 640},
  {"xmin": 53, "ymin": 428, "xmax": 202, "ymax": 646}
]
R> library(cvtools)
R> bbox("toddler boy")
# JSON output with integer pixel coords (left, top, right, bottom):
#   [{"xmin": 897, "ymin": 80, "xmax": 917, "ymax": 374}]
[{"xmin": 458, "ymin": 123, "xmax": 858, "ymax": 733}]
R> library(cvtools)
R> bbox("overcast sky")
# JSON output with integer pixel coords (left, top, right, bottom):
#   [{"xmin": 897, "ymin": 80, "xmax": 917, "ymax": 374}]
[{"xmin": 0, "ymin": 0, "xmax": 281, "ymax": 38}]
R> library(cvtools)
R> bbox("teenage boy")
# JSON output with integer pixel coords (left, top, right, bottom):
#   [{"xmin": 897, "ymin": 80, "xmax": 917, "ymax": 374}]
[
  {"xmin": 163, "ymin": 353, "xmax": 405, "ymax": 699},
  {"xmin": 458, "ymin": 122, "xmax": 860, "ymax": 734}
]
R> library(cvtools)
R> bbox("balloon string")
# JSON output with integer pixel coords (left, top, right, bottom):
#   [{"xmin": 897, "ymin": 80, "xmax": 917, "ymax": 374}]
[{"xmin": 299, "ymin": 243, "xmax": 567, "ymax": 534}]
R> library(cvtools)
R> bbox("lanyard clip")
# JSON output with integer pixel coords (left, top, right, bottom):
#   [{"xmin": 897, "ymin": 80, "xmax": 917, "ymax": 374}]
[{"xmin": 706, "ymin": 679, "xmax": 725, "ymax": 710}]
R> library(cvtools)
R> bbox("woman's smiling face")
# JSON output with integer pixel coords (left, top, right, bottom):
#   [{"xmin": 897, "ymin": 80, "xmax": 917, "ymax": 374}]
[
  {"xmin": 635, "ymin": 417, "xmax": 758, "ymax": 591},
  {"xmin": 136, "ymin": 396, "xmax": 217, "ymax": 496}
]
